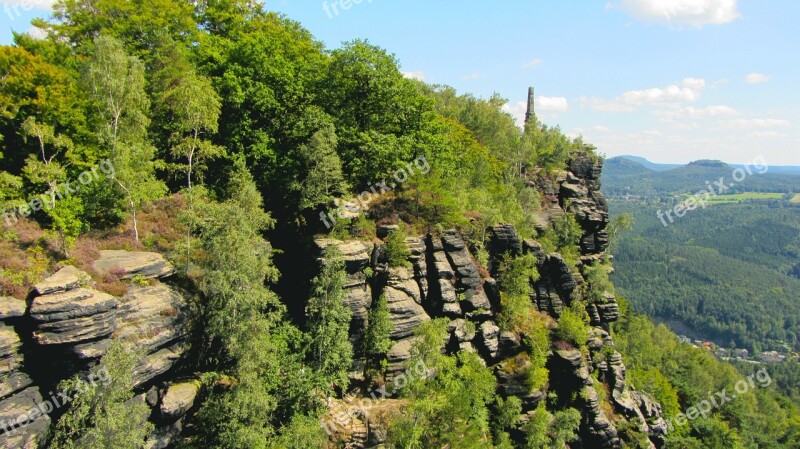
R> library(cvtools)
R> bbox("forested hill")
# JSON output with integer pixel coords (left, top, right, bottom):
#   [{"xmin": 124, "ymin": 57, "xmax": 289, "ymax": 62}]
[
  {"xmin": 1, "ymin": 2, "xmax": 800, "ymax": 449},
  {"xmin": 603, "ymin": 156, "xmax": 800, "ymax": 197}
]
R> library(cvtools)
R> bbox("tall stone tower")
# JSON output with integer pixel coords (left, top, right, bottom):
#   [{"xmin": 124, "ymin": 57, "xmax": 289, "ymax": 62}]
[{"xmin": 524, "ymin": 86, "xmax": 535, "ymax": 124}]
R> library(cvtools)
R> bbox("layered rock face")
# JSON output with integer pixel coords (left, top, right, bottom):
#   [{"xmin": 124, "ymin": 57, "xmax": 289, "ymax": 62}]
[
  {"xmin": 323, "ymin": 153, "xmax": 666, "ymax": 449},
  {"xmin": 0, "ymin": 251, "xmax": 195, "ymax": 449}
]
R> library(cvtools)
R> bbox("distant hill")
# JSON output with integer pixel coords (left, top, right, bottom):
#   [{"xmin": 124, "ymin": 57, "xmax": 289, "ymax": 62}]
[
  {"xmin": 603, "ymin": 156, "xmax": 800, "ymax": 197},
  {"xmin": 616, "ymin": 155, "xmax": 682, "ymax": 171}
]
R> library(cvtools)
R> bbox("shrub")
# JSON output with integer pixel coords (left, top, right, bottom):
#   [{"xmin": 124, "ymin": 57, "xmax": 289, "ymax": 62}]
[
  {"xmin": 555, "ymin": 304, "xmax": 589, "ymax": 347},
  {"xmin": 383, "ymin": 227, "xmax": 411, "ymax": 267}
]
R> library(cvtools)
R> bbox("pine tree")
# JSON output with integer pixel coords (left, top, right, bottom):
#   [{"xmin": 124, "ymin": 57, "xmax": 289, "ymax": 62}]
[{"xmin": 306, "ymin": 245, "xmax": 353, "ymax": 393}]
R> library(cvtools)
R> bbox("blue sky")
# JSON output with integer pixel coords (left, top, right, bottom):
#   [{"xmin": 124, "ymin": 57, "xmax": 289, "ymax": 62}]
[{"xmin": 3, "ymin": 0, "xmax": 798, "ymax": 165}]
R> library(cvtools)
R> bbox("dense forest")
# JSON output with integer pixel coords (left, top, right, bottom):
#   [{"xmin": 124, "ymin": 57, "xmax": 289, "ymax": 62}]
[
  {"xmin": 607, "ymin": 186, "xmax": 800, "ymax": 352},
  {"xmin": 2, "ymin": 1, "xmax": 800, "ymax": 448}
]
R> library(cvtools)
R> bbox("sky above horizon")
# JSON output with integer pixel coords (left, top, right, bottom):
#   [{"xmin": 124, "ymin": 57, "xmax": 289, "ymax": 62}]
[{"xmin": 2, "ymin": 0, "xmax": 798, "ymax": 165}]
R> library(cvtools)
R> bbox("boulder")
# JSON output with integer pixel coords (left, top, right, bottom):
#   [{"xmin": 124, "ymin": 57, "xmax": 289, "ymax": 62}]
[
  {"xmin": 0, "ymin": 298, "xmax": 25, "ymax": 320},
  {"xmin": 93, "ymin": 250, "xmax": 175, "ymax": 280},
  {"xmin": 33, "ymin": 265, "xmax": 88, "ymax": 296},
  {"xmin": 159, "ymin": 382, "xmax": 199, "ymax": 421}
]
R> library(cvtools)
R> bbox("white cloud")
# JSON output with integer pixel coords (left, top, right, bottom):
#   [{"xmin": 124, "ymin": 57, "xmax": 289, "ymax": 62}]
[
  {"xmin": 402, "ymin": 71, "xmax": 425, "ymax": 81},
  {"xmin": 502, "ymin": 96, "xmax": 569, "ymax": 125},
  {"xmin": 537, "ymin": 96, "xmax": 569, "ymax": 112},
  {"xmin": 747, "ymin": 131, "xmax": 784, "ymax": 139},
  {"xmin": 522, "ymin": 58, "xmax": 543, "ymax": 69},
  {"xmin": 745, "ymin": 73, "xmax": 770, "ymax": 84},
  {"xmin": 25, "ymin": 25, "xmax": 47, "ymax": 40},
  {"xmin": 461, "ymin": 72, "xmax": 482, "ymax": 80},
  {"xmin": 728, "ymin": 118, "xmax": 791, "ymax": 128},
  {"xmin": 656, "ymin": 105, "xmax": 739, "ymax": 121},
  {"xmin": 613, "ymin": 0, "xmax": 741, "ymax": 27},
  {"xmin": 577, "ymin": 125, "xmax": 612, "ymax": 133},
  {"xmin": 0, "ymin": 0, "xmax": 54, "ymax": 9},
  {"xmin": 502, "ymin": 101, "xmax": 527, "ymax": 126},
  {"xmin": 585, "ymin": 78, "xmax": 706, "ymax": 112}
]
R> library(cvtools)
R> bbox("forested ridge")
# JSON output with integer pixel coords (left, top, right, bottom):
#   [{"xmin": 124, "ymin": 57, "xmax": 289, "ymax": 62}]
[{"xmin": 1, "ymin": 1, "xmax": 799, "ymax": 448}]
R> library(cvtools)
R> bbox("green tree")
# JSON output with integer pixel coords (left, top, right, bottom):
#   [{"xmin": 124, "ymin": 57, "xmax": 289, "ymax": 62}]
[
  {"xmin": 292, "ymin": 123, "xmax": 348, "ymax": 210},
  {"xmin": 50, "ymin": 341, "xmax": 153, "ymax": 449},
  {"xmin": 85, "ymin": 35, "xmax": 165, "ymax": 242},
  {"xmin": 364, "ymin": 293, "xmax": 393, "ymax": 370},
  {"xmin": 152, "ymin": 38, "xmax": 225, "ymax": 190},
  {"xmin": 383, "ymin": 228, "xmax": 411, "ymax": 267},
  {"xmin": 306, "ymin": 245, "xmax": 353, "ymax": 393},
  {"xmin": 20, "ymin": 116, "xmax": 72, "ymax": 208}
]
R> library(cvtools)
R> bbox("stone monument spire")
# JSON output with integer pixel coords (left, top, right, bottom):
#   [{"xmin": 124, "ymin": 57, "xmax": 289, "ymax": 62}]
[{"xmin": 524, "ymin": 86, "xmax": 535, "ymax": 124}]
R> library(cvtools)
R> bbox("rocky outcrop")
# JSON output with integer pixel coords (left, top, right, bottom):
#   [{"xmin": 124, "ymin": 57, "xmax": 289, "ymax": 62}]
[
  {"xmin": 0, "ymin": 251, "xmax": 192, "ymax": 448},
  {"xmin": 0, "ymin": 303, "xmax": 49, "ymax": 448},
  {"xmin": 93, "ymin": 250, "xmax": 175, "ymax": 280}
]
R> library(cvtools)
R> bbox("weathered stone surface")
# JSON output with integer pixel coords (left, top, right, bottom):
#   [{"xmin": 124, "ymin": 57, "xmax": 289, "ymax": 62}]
[
  {"xmin": 488, "ymin": 224, "xmax": 523, "ymax": 259},
  {"xmin": 0, "ymin": 387, "xmax": 49, "ymax": 429},
  {"xmin": 432, "ymin": 251, "xmax": 455, "ymax": 280},
  {"xmin": 30, "ymin": 288, "xmax": 117, "ymax": 322},
  {"xmin": 449, "ymin": 319, "xmax": 476, "ymax": 342},
  {"xmin": 478, "ymin": 321, "xmax": 500, "ymax": 359},
  {"xmin": 159, "ymin": 381, "xmax": 199, "ymax": 421},
  {"xmin": 133, "ymin": 342, "xmax": 188, "ymax": 388},
  {"xmin": 386, "ymin": 338, "xmax": 416, "ymax": 376},
  {"xmin": 315, "ymin": 239, "xmax": 372, "ymax": 272},
  {"xmin": 145, "ymin": 420, "xmax": 183, "ymax": 449},
  {"xmin": 0, "ymin": 406, "xmax": 50, "ymax": 449},
  {"xmin": 376, "ymin": 224, "xmax": 400, "ymax": 239},
  {"xmin": 115, "ymin": 285, "xmax": 189, "ymax": 351},
  {"xmin": 596, "ymin": 302, "xmax": 620, "ymax": 323},
  {"xmin": 463, "ymin": 289, "xmax": 491, "ymax": 313},
  {"xmin": 384, "ymin": 283, "xmax": 430, "ymax": 340},
  {"xmin": 31, "ymin": 288, "xmax": 119, "ymax": 345},
  {"xmin": 0, "ymin": 324, "xmax": 21, "ymax": 358},
  {"xmin": 93, "ymin": 250, "xmax": 175, "ymax": 280},
  {"xmin": 0, "ymin": 297, "xmax": 26, "ymax": 320},
  {"xmin": 33, "ymin": 265, "xmax": 89, "ymax": 296},
  {"xmin": 0, "ymin": 324, "xmax": 31, "ymax": 399}
]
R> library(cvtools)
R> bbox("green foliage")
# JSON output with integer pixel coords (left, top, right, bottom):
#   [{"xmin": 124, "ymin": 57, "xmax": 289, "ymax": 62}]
[
  {"xmin": 291, "ymin": 123, "xmax": 347, "ymax": 210},
  {"xmin": 583, "ymin": 261, "xmax": 615, "ymax": 304},
  {"xmin": 389, "ymin": 325, "xmax": 498, "ymax": 448},
  {"xmin": 306, "ymin": 245, "xmax": 353, "ymax": 391},
  {"xmin": 523, "ymin": 403, "xmax": 581, "ymax": 449},
  {"xmin": 614, "ymin": 303, "xmax": 800, "ymax": 448},
  {"xmin": 365, "ymin": 293, "xmax": 393, "ymax": 360},
  {"xmin": 538, "ymin": 213, "xmax": 583, "ymax": 267},
  {"xmin": 555, "ymin": 303, "xmax": 589, "ymax": 347},
  {"xmin": 181, "ymin": 161, "xmax": 280, "ymax": 341},
  {"xmin": 50, "ymin": 341, "xmax": 153, "ymax": 449},
  {"xmin": 383, "ymin": 228, "xmax": 411, "ymax": 267},
  {"xmin": 86, "ymin": 35, "xmax": 166, "ymax": 241},
  {"xmin": 610, "ymin": 201, "xmax": 800, "ymax": 351},
  {"xmin": 497, "ymin": 253, "xmax": 540, "ymax": 297}
]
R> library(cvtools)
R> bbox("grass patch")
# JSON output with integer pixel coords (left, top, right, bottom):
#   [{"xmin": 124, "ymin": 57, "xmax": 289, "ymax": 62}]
[{"xmin": 791, "ymin": 193, "xmax": 800, "ymax": 204}]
